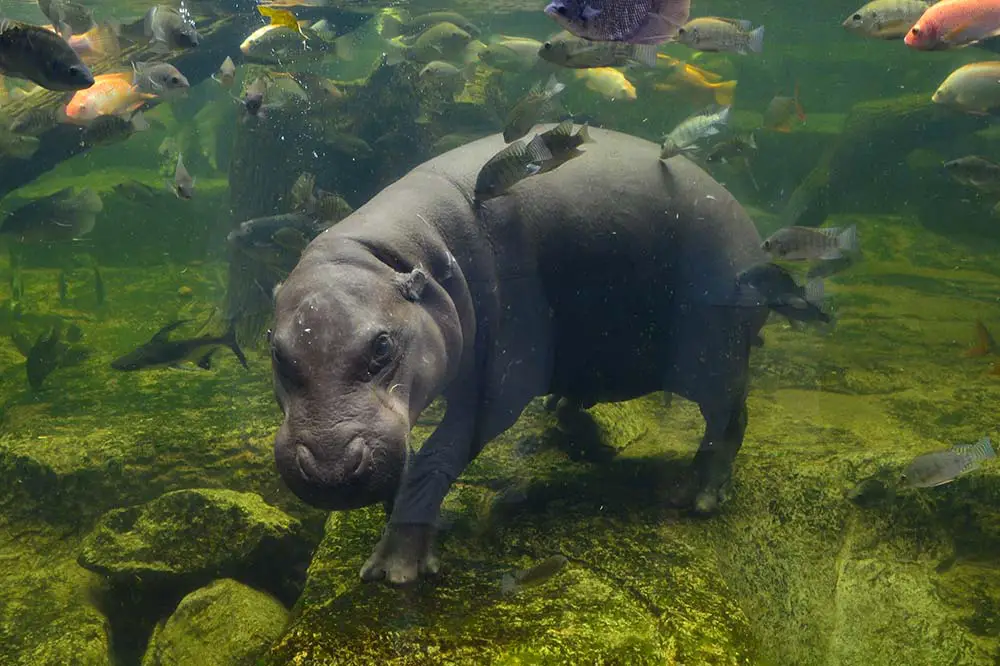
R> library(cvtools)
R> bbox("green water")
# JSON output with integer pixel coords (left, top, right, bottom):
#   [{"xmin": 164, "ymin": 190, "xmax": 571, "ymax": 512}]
[{"xmin": 2, "ymin": 0, "xmax": 1000, "ymax": 664}]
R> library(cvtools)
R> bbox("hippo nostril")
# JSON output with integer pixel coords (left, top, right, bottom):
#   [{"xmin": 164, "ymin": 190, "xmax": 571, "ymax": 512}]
[
  {"xmin": 345, "ymin": 437, "xmax": 372, "ymax": 480},
  {"xmin": 295, "ymin": 444, "xmax": 319, "ymax": 481}
]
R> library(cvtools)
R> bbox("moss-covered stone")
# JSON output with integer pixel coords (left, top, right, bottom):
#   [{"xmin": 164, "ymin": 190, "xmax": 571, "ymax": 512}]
[
  {"xmin": 79, "ymin": 489, "xmax": 310, "ymax": 595},
  {"xmin": 141, "ymin": 578, "xmax": 288, "ymax": 666}
]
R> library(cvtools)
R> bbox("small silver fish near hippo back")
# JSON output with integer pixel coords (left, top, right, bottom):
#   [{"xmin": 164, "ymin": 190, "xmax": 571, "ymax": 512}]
[{"xmin": 901, "ymin": 436, "xmax": 996, "ymax": 488}]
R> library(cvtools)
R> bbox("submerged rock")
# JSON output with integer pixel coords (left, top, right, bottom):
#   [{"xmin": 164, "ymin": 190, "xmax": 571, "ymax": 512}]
[
  {"xmin": 142, "ymin": 579, "xmax": 288, "ymax": 666},
  {"xmin": 78, "ymin": 488, "xmax": 310, "ymax": 596}
]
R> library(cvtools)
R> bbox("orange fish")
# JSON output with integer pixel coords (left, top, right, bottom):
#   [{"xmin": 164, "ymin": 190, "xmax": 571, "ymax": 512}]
[
  {"xmin": 905, "ymin": 0, "xmax": 1000, "ymax": 50},
  {"xmin": 62, "ymin": 72, "xmax": 155, "ymax": 125},
  {"xmin": 965, "ymin": 319, "xmax": 998, "ymax": 356},
  {"xmin": 652, "ymin": 54, "xmax": 736, "ymax": 106},
  {"xmin": 763, "ymin": 83, "xmax": 806, "ymax": 132}
]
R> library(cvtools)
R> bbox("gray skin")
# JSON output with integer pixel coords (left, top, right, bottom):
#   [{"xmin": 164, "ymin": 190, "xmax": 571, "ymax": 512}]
[{"xmin": 270, "ymin": 127, "xmax": 769, "ymax": 585}]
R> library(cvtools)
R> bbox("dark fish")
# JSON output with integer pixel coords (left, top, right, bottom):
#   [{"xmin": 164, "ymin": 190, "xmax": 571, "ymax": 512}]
[
  {"xmin": 474, "ymin": 135, "xmax": 553, "ymax": 201},
  {"xmin": 944, "ymin": 155, "xmax": 1000, "ymax": 193},
  {"xmin": 704, "ymin": 133, "xmax": 757, "ymax": 164},
  {"xmin": 133, "ymin": 5, "xmax": 199, "ymax": 52},
  {"xmin": 132, "ymin": 61, "xmax": 189, "ymax": 96},
  {"xmin": 26, "ymin": 325, "xmax": 62, "ymax": 390},
  {"xmin": 0, "ymin": 19, "xmax": 94, "ymax": 91},
  {"xmin": 503, "ymin": 75, "xmax": 566, "ymax": 143},
  {"xmin": 0, "ymin": 187, "xmax": 102, "ymax": 243},
  {"xmin": 228, "ymin": 213, "xmax": 330, "ymax": 270},
  {"xmin": 544, "ymin": 0, "xmax": 690, "ymax": 44},
  {"xmin": 538, "ymin": 31, "xmax": 659, "ymax": 68},
  {"xmin": 736, "ymin": 262, "xmax": 831, "ymax": 324},
  {"xmin": 536, "ymin": 120, "xmax": 594, "ymax": 172},
  {"xmin": 240, "ymin": 77, "xmax": 268, "ymax": 119},
  {"xmin": 172, "ymin": 153, "xmax": 195, "ymax": 199},
  {"xmin": 37, "ymin": 0, "xmax": 94, "ymax": 37},
  {"xmin": 82, "ymin": 112, "xmax": 148, "ymax": 146},
  {"xmin": 111, "ymin": 320, "xmax": 248, "ymax": 371},
  {"xmin": 501, "ymin": 555, "xmax": 569, "ymax": 594}
]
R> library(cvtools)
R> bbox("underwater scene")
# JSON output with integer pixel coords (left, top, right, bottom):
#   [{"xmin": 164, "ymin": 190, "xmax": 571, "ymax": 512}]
[{"xmin": 4, "ymin": 0, "xmax": 1000, "ymax": 663}]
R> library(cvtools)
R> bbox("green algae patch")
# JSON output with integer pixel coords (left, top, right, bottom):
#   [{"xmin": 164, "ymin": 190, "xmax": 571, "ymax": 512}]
[
  {"xmin": 0, "ymin": 521, "xmax": 111, "ymax": 665},
  {"xmin": 142, "ymin": 578, "xmax": 289, "ymax": 666},
  {"xmin": 79, "ymin": 488, "xmax": 309, "ymax": 591}
]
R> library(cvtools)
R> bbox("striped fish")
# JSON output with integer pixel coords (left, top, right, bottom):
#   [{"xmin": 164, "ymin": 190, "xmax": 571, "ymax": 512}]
[{"xmin": 474, "ymin": 135, "xmax": 552, "ymax": 201}]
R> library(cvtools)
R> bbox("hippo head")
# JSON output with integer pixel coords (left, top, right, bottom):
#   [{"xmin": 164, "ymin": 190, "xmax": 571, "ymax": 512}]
[{"xmin": 271, "ymin": 243, "xmax": 465, "ymax": 511}]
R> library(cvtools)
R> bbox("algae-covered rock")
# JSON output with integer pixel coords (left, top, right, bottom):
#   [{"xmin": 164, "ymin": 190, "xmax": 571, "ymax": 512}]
[
  {"xmin": 78, "ymin": 488, "xmax": 310, "ymax": 594},
  {"xmin": 142, "ymin": 578, "xmax": 289, "ymax": 666}
]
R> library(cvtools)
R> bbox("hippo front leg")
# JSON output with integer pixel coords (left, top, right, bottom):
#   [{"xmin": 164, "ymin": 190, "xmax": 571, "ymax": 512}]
[{"xmin": 361, "ymin": 403, "xmax": 476, "ymax": 585}]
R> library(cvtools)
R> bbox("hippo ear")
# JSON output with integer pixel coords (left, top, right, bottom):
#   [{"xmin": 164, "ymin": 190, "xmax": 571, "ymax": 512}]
[{"xmin": 397, "ymin": 267, "xmax": 428, "ymax": 302}]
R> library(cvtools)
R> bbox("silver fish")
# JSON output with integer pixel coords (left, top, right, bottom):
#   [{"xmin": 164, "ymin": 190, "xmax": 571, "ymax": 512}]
[
  {"xmin": 503, "ymin": 75, "xmax": 566, "ymax": 143},
  {"xmin": 660, "ymin": 106, "xmax": 730, "ymax": 158},
  {"xmin": 173, "ymin": 153, "xmax": 195, "ymax": 199},
  {"xmin": 901, "ymin": 437, "xmax": 996, "ymax": 488},
  {"xmin": 762, "ymin": 225, "xmax": 859, "ymax": 262},
  {"xmin": 675, "ymin": 17, "xmax": 764, "ymax": 54},
  {"xmin": 538, "ymin": 31, "xmax": 658, "ymax": 68},
  {"xmin": 501, "ymin": 555, "xmax": 569, "ymax": 595}
]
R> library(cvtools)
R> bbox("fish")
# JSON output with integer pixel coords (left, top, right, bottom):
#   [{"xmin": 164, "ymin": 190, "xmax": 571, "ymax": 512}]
[
  {"xmin": 736, "ymin": 263, "xmax": 831, "ymax": 325},
  {"xmin": 901, "ymin": 437, "xmax": 996, "ymax": 487},
  {"xmin": 843, "ymin": 0, "xmax": 932, "ymax": 39},
  {"xmin": 932, "ymin": 61, "xmax": 1000, "ymax": 114},
  {"xmin": 419, "ymin": 60, "xmax": 469, "ymax": 98},
  {"xmin": 0, "ymin": 129, "xmax": 39, "ymax": 159},
  {"xmin": 964, "ymin": 319, "xmax": 998, "ymax": 356},
  {"xmin": 660, "ymin": 105, "xmax": 730, "ymax": 158},
  {"xmin": 239, "ymin": 77, "xmax": 268, "ymax": 119},
  {"xmin": 762, "ymin": 84, "xmax": 806, "ymax": 131},
  {"xmin": 213, "ymin": 56, "xmax": 236, "ymax": 88},
  {"xmin": 544, "ymin": 0, "xmax": 691, "ymax": 44},
  {"xmin": 704, "ymin": 132, "xmax": 757, "ymax": 164},
  {"xmin": 228, "ymin": 213, "xmax": 331, "ymax": 270},
  {"xmin": 258, "ymin": 6, "xmax": 307, "ymax": 39},
  {"xmin": 132, "ymin": 61, "xmax": 189, "ymax": 97},
  {"xmin": 536, "ymin": 120, "xmax": 594, "ymax": 172},
  {"xmin": 905, "ymin": 0, "xmax": 1000, "ymax": 49},
  {"xmin": 9, "ymin": 107, "xmax": 54, "ymax": 135},
  {"xmin": 240, "ymin": 25, "xmax": 311, "ymax": 62},
  {"xmin": 761, "ymin": 225, "xmax": 859, "ymax": 261},
  {"xmin": 945, "ymin": 155, "xmax": 1000, "ymax": 192},
  {"xmin": 398, "ymin": 22, "xmax": 473, "ymax": 64},
  {"xmin": 289, "ymin": 172, "xmax": 353, "ymax": 221},
  {"xmin": 402, "ymin": 12, "xmax": 480, "ymax": 39},
  {"xmin": 0, "ymin": 19, "xmax": 94, "ymax": 91},
  {"xmin": 503, "ymin": 75, "xmax": 566, "ymax": 143},
  {"xmin": 142, "ymin": 5, "xmax": 200, "ymax": 52},
  {"xmin": 500, "ymin": 555, "xmax": 569, "ymax": 595},
  {"xmin": 675, "ymin": 17, "xmax": 765, "ymax": 54},
  {"xmin": 37, "ymin": 0, "xmax": 94, "ymax": 38},
  {"xmin": 651, "ymin": 54, "xmax": 735, "ymax": 106},
  {"xmin": 575, "ymin": 67, "xmax": 637, "ymax": 100},
  {"xmin": 538, "ymin": 31, "xmax": 659, "ymax": 68},
  {"xmin": 172, "ymin": 153, "xmax": 195, "ymax": 199},
  {"xmin": 62, "ymin": 72, "xmax": 155, "ymax": 125},
  {"xmin": 474, "ymin": 135, "xmax": 553, "ymax": 201},
  {"xmin": 110, "ymin": 320, "xmax": 248, "ymax": 371},
  {"xmin": 82, "ymin": 112, "xmax": 148, "ymax": 146},
  {"xmin": 0, "ymin": 187, "xmax": 102, "ymax": 243},
  {"xmin": 27, "ymin": 325, "xmax": 63, "ymax": 390},
  {"xmin": 480, "ymin": 36, "xmax": 544, "ymax": 72}
]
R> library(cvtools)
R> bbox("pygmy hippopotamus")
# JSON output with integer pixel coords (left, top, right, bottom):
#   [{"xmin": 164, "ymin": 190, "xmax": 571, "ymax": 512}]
[{"xmin": 270, "ymin": 127, "xmax": 771, "ymax": 585}]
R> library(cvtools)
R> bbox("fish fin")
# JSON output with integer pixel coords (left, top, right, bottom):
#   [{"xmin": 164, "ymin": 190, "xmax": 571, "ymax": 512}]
[
  {"xmin": 747, "ymin": 132, "xmax": 758, "ymax": 150},
  {"xmin": 334, "ymin": 33, "xmax": 356, "ymax": 61},
  {"xmin": 149, "ymin": 39, "xmax": 170, "ymax": 54},
  {"xmin": 942, "ymin": 20, "xmax": 975, "ymax": 43},
  {"xmin": 577, "ymin": 123, "xmax": 595, "ymax": 144},
  {"xmin": 747, "ymin": 25, "xmax": 765, "ymax": 53},
  {"xmin": 543, "ymin": 74, "xmax": 565, "ymax": 98},
  {"xmin": 633, "ymin": 0, "xmax": 691, "ymax": 43},
  {"xmin": 221, "ymin": 324, "xmax": 249, "ymax": 369},
  {"xmin": 196, "ymin": 350, "xmax": 214, "ymax": 370},
  {"xmin": 630, "ymin": 43, "xmax": 659, "ymax": 67},
  {"xmin": 91, "ymin": 23, "xmax": 121, "ymax": 57},
  {"xmin": 973, "ymin": 436, "xmax": 996, "ymax": 461},
  {"xmin": 965, "ymin": 319, "xmax": 995, "ymax": 357},
  {"xmin": 130, "ymin": 112, "xmax": 149, "ymax": 131},
  {"xmin": 711, "ymin": 80, "xmax": 737, "ymax": 107},
  {"xmin": 151, "ymin": 320, "xmax": 191, "ymax": 343},
  {"xmin": 582, "ymin": 4, "xmax": 602, "ymax": 20},
  {"xmin": 836, "ymin": 224, "xmax": 859, "ymax": 254},
  {"xmin": 58, "ymin": 21, "xmax": 72, "ymax": 40},
  {"xmin": 804, "ymin": 278, "xmax": 824, "ymax": 306},
  {"xmin": 525, "ymin": 133, "xmax": 553, "ymax": 162},
  {"xmin": 525, "ymin": 163, "xmax": 542, "ymax": 175},
  {"xmin": 549, "ymin": 120, "xmax": 574, "ymax": 137}
]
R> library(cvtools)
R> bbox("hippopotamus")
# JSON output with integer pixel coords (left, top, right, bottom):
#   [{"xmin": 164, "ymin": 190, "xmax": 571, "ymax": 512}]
[{"xmin": 270, "ymin": 127, "xmax": 770, "ymax": 585}]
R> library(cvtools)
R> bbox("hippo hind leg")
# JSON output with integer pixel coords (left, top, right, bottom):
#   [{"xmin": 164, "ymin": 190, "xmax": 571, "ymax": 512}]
[{"xmin": 688, "ymin": 395, "xmax": 748, "ymax": 513}]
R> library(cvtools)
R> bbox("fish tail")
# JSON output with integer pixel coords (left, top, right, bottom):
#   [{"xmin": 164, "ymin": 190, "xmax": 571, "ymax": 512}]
[
  {"xmin": 577, "ymin": 123, "xmax": 595, "ymax": 144},
  {"xmin": 631, "ymin": 44, "xmax": 659, "ymax": 68},
  {"xmin": 74, "ymin": 188, "xmax": 103, "ymax": 215},
  {"xmin": 973, "ymin": 436, "xmax": 996, "ymax": 461},
  {"xmin": 793, "ymin": 82, "xmax": 806, "ymax": 121},
  {"xmin": 711, "ymin": 80, "xmax": 737, "ymax": 107},
  {"xmin": 748, "ymin": 25, "xmax": 765, "ymax": 53},
  {"xmin": 544, "ymin": 74, "xmax": 566, "ymax": 98},
  {"xmin": 222, "ymin": 324, "xmax": 249, "ymax": 369},
  {"xmin": 804, "ymin": 277, "xmax": 824, "ymax": 307},
  {"xmin": 747, "ymin": 132, "xmax": 758, "ymax": 150},
  {"xmin": 836, "ymin": 224, "xmax": 859, "ymax": 254},
  {"xmin": 334, "ymin": 33, "xmax": 356, "ymax": 61}
]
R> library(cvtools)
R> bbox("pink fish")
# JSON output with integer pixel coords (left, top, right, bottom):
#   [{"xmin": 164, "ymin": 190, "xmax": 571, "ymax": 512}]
[{"xmin": 905, "ymin": 0, "xmax": 1000, "ymax": 49}]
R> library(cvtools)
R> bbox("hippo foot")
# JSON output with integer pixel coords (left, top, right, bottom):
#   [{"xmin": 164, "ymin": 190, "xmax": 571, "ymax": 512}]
[
  {"xmin": 667, "ymin": 468, "xmax": 732, "ymax": 515},
  {"xmin": 360, "ymin": 523, "xmax": 440, "ymax": 585}
]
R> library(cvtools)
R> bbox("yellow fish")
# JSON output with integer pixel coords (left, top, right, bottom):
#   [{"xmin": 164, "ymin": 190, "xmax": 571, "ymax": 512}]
[
  {"xmin": 258, "ymin": 6, "xmax": 307, "ymax": 39},
  {"xmin": 575, "ymin": 68, "xmax": 636, "ymax": 101},
  {"xmin": 653, "ymin": 54, "xmax": 736, "ymax": 107}
]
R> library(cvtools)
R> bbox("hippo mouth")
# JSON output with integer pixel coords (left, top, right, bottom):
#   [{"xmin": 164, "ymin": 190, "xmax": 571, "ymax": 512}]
[{"xmin": 275, "ymin": 428, "xmax": 405, "ymax": 511}]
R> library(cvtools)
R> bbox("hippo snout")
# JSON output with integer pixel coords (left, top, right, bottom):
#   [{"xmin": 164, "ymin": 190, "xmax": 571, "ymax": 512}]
[{"xmin": 274, "ymin": 419, "xmax": 406, "ymax": 511}]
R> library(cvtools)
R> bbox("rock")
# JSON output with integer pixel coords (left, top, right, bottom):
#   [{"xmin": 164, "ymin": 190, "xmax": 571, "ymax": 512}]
[
  {"xmin": 79, "ymin": 488, "xmax": 310, "ymax": 597},
  {"xmin": 142, "ymin": 579, "xmax": 288, "ymax": 666}
]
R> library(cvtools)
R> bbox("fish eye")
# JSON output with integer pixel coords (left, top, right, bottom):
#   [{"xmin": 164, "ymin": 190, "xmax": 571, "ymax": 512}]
[
  {"xmin": 762, "ymin": 240, "xmax": 772, "ymax": 250},
  {"xmin": 678, "ymin": 27, "xmax": 686, "ymax": 35},
  {"xmin": 170, "ymin": 76, "xmax": 180, "ymax": 84},
  {"xmin": 911, "ymin": 26, "xmax": 920, "ymax": 35},
  {"xmin": 543, "ymin": 42, "xmax": 552, "ymax": 49},
  {"xmin": 555, "ymin": 5, "xmax": 567, "ymax": 15},
  {"xmin": 852, "ymin": 13, "xmax": 861, "ymax": 20}
]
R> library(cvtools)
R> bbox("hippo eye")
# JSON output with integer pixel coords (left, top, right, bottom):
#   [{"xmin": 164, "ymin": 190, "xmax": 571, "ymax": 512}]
[{"xmin": 368, "ymin": 332, "xmax": 394, "ymax": 375}]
